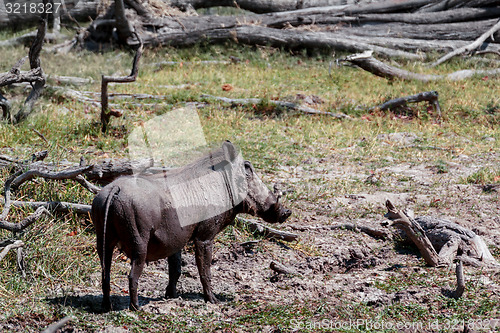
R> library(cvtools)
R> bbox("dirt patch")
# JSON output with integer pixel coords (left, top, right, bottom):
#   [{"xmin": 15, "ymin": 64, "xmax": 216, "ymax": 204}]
[{"xmin": 33, "ymin": 140, "xmax": 500, "ymax": 332}]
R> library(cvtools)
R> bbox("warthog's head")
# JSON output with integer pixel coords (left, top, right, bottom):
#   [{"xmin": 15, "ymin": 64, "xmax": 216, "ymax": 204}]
[{"xmin": 242, "ymin": 161, "xmax": 292, "ymax": 223}]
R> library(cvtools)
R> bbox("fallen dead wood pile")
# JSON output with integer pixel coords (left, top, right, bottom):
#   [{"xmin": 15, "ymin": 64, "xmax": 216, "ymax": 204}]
[
  {"xmin": 385, "ymin": 200, "xmax": 499, "ymax": 268},
  {"xmin": 35, "ymin": 0, "xmax": 498, "ymax": 63}
]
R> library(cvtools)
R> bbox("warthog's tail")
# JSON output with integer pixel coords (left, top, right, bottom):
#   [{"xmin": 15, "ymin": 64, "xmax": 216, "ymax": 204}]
[{"xmin": 101, "ymin": 186, "xmax": 120, "ymax": 270}]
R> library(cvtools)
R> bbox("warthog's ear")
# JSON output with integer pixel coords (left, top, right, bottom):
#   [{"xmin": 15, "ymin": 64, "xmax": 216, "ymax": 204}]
[
  {"xmin": 273, "ymin": 184, "xmax": 282, "ymax": 200},
  {"xmin": 244, "ymin": 161, "xmax": 254, "ymax": 178}
]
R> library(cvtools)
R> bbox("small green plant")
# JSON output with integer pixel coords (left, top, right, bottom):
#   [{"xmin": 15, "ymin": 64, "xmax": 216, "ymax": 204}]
[
  {"xmin": 465, "ymin": 167, "xmax": 500, "ymax": 185},
  {"xmin": 434, "ymin": 160, "xmax": 449, "ymax": 174}
]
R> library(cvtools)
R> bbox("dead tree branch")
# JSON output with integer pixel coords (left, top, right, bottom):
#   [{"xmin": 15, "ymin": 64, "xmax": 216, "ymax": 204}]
[
  {"xmin": 0, "ymin": 240, "xmax": 24, "ymax": 263},
  {"xmin": 11, "ymin": 200, "xmax": 91, "ymax": 215},
  {"xmin": 372, "ymin": 91, "xmax": 441, "ymax": 118},
  {"xmin": 14, "ymin": 14, "xmax": 48, "ymax": 123},
  {"xmin": 0, "ymin": 206, "xmax": 50, "ymax": 233},
  {"xmin": 270, "ymin": 260, "xmax": 298, "ymax": 275},
  {"xmin": 41, "ymin": 316, "xmax": 75, "ymax": 333},
  {"xmin": 385, "ymin": 200, "xmax": 440, "ymax": 266},
  {"xmin": 202, "ymin": 95, "xmax": 350, "ymax": 119},
  {"xmin": 452, "ymin": 260, "xmax": 466, "ymax": 299},
  {"xmin": 10, "ymin": 166, "xmax": 93, "ymax": 190},
  {"xmin": 0, "ymin": 15, "xmax": 47, "ymax": 123},
  {"xmin": 101, "ymin": 32, "xmax": 143, "ymax": 132},
  {"xmin": 238, "ymin": 217, "xmax": 299, "ymax": 242},
  {"xmin": 341, "ymin": 51, "xmax": 500, "ymax": 81},
  {"xmin": 290, "ymin": 222, "xmax": 390, "ymax": 240},
  {"xmin": 431, "ymin": 18, "xmax": 500, "ymax": 67},
  {"xmin": 385, "ymin": 201, "xmax": 499, "ymax": 267}
]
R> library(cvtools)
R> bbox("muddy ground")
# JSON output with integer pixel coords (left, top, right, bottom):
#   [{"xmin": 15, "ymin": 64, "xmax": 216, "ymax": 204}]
[{"xmin": 14, "ymin": 134, "xmax": 500, "ymax": 332}]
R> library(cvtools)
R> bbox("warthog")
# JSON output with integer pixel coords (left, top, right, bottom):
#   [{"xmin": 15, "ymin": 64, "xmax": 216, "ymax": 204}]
[{"xmin": 91, "ymin": 141, "xmax": 291, "ymax": 311}]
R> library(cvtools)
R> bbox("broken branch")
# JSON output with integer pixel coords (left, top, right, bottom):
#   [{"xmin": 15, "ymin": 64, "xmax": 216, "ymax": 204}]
[
  {"xmin": 431, "ymin": 19, "xmax": 500, "ymax": 67},
  {"xmin": 385, "ymin": 200, "xmax": 440, "ymax": 266},
  {"xmin": 0, "ymin": 240, "xmax": 24, "ymax": 263},
  {"xmin": 238, "ymin": 217, "xmax": 299, "ymax": 242},
  {"xmin": 41, "ymin": 316, "xmax": 75, "ymax": 333},
  {"xmin": 341, "ymin": 51, "xmax": 500, "ymax": 81},
  {"xmin": 373, "ymin": 91, "xmax": 441, "ymax": 117},
  {"xmin": 0, "ymin": 206, "xmax": 50, "ymax": 233},
  {"xmin": 452, "ymin": 260, "xmax": 465, "ymax": 299},
  {"xmin": 202, "ymin": 95, "xmax": 350, "ymax": 119},
  {"xmin": 270, "ymin": 260, "xmax": 298, "ymax": 275},
  {"xmin": 101, "ymin": 33, "xmax": 143, "ymax": 132}
]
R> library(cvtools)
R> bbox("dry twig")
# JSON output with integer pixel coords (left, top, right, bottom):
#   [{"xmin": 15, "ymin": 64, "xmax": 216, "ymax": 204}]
[{"xmin": 238, "ymin": 218, "xmax": 299, "ymax": 242}]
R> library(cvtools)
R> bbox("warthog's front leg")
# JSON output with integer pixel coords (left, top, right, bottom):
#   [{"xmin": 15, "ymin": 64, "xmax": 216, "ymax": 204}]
[
  {"xmin": 194, "ymin": 238, "xmax": 218, "ymax": 303},
  {"xmin": 165, "ymin": 251, "xmax": 182, "ymax": 298}
]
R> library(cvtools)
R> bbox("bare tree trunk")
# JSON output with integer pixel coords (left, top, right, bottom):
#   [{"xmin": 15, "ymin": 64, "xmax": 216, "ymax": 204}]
[
  {"xmin": 114, "ymin": 0, "xmax": 134, "ymax": 43},
  {"xmin": 0, "ymin": 14, "xmax": 47, "ymax": 123}
]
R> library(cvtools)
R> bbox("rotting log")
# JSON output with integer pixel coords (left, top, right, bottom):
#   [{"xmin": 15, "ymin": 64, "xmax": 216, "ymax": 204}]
[{"xmin": 74, "ymin": 0, "xmax": 500, "ymax": 62}]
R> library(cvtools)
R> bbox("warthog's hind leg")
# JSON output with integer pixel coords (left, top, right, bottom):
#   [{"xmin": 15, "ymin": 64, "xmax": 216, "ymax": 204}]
[
  {"xmin": 128, "ymin": 252, "xmax": 146, "ymax": 311},
  {"xmin": 97, "ymin": 238, "xmax": 115, "ymax": 312},
  {"xmin": 165, "ymin": 251, "xmax": 182, "ymax": 298},
  {"xmin": 194, "ymin": 239, "xmax": 218, "ymax": 303}
]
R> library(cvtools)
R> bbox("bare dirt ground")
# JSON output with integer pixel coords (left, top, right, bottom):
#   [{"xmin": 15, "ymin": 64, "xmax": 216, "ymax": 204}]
[{"xmin": 27, "ymin": 136, "xmax": 500, "ymax": 332}]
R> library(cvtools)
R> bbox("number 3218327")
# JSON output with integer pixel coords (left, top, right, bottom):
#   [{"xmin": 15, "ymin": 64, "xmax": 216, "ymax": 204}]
[{"xmin": 5, "ymin": 2, "xmax": 61, "ymax": 14}]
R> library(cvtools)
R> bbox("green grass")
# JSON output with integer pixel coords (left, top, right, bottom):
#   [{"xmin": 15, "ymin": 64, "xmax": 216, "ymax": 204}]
[{"xmin": 0, "ymin": 34, "xmax": 499, "ymax": 332}]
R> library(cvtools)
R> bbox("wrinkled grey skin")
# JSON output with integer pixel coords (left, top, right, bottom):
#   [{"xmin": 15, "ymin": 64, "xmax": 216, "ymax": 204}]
[{"xmin": 91, "ymin": 144, "xmax": 291, "ymax": 311}]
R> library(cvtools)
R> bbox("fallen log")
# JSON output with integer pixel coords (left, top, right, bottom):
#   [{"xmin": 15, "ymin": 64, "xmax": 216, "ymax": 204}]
[
  {"xmin": 341, "ymin": 51, "xmax": 500, "ymax": 81},
  {"xmin": 202, "ymin": 94, "xmax": 350, "ymax": 118},
  {"xmin": 344, "ymin": 19, "xmax": 500, "ymax": 43},
  {"xmin": 170, "ymin": 0, "xmax": 362, "ymax": 14},
  {"xmin": 289, "ymin": 222, "xmax": 390, "ymax": 240}
]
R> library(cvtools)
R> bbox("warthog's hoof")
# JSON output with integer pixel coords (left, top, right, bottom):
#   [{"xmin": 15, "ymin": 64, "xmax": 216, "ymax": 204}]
[
  {"xmin": 165, "ymin": 287, "xmax": 178, "ymax": 299},
  {"xmin": 101, "ymin": 299, "xmax": 112, "ymax": 313},
  {"xmin": 129, "ymin": 302, "xmax": 140, "ymax": 311},
  {"xmin": 204, "ymin": 294, "xmax": 219, "ymax": 304}
]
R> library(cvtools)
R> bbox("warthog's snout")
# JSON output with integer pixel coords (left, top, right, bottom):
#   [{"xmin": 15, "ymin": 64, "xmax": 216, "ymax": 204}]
[{"xmin": 279, "ymin": 207, "xmax": 292, "ymax": 223}]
